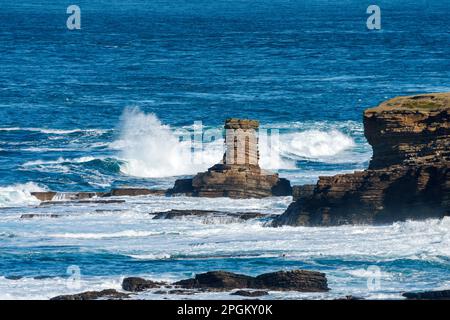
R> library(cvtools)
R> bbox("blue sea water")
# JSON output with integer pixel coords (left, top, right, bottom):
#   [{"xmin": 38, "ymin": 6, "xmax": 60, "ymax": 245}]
[{"xmin": 0, "ymin": 0, "xmax": 449, "ymax": 299}]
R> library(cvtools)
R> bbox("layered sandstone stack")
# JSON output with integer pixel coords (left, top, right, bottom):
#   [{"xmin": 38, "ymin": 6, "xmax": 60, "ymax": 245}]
[
  {"xmin": 273, "ymin": 93, "xmax": 450, "ymax": 226},
  {"xmin": 168, "ymin": 118, "xmax": 292, "ymax": 198}
]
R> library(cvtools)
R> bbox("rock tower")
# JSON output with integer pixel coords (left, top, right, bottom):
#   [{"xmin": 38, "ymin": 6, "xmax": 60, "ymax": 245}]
[{"xmin": 168, "ymin": 118, "xmax": 292, "ymax": 198}]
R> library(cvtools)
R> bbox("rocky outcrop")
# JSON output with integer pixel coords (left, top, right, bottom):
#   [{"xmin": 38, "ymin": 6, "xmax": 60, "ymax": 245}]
[
  {"xmin": 50, "ymin": 289, "xmax": 129, "ymax": 300},
  {"xmin": 122, "ymin": 277, "xmax": 166, "ymax": 292},
  {"xmin": 168, "ymin": 119, "xmax": 292, "ymax": 198},
  {"xmin": 402, "ymin": 289, "xmax": 450, "ymax": 300},
  {"xmin": 102, "ymin": 188, "xmax": 167, "ymax": 197},
  {"xmin": 273, "ymin": 93, "xmax": 450, "ymax": 227},
  {"xmin": 151, "ymin": 209, "xmax": 274, "ymax": 221},
  {"xmin": 174, "ymin": 270, "xmax": 329, "ymax": 292}
]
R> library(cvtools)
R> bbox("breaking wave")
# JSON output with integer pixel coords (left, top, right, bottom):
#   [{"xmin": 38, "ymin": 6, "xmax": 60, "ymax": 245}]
[{"xmin": 0, "ymin": 183, "xmax": 46, "ymax": 208}]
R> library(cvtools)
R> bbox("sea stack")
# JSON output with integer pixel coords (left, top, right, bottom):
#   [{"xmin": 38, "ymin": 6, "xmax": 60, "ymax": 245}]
[
  {"xmin": 273, "ymin": 92, "xmax": 450, "ymax": 226},
  {"xmin": 168, "ymin": 118, "xmax": 292, "ymax": 198}
]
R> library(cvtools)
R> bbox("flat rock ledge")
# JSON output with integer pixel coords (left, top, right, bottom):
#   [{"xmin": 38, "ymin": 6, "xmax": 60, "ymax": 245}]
[
  {"xmin": 402, "ymin": 289, "xmax": 450, "ymax": 300},
  {"xmin": 151, "ymin": 209, "xmax": 275, "ymax": 222},
  {"xmin": 50, "ymin": 289, "xmax": 130, "ymax": 301},
  {"xmin": 231, "ymin": 290, "xmax": 269, "ymax": 297},
  {"xmin": 122, "ymin": 277, "xmax": 167, "ymax": 292}
]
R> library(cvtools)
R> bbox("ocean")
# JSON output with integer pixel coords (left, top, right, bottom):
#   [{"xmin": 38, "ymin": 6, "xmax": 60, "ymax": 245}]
[{"xmin": 0, "ymin": 0, "xmax": 449, "ymax": 299}]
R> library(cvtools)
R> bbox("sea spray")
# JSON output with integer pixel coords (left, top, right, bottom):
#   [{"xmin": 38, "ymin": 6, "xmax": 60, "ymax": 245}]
[
  {"xmin": 114, "ymin": 108, "xmax": 224, "ymax": 178},
  {"xmin": 0, "ymin": 182, "xmax": 46, "ymax": 207}
]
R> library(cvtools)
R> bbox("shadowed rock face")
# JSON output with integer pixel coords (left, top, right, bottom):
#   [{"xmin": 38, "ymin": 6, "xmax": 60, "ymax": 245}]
[
  {"xmin": 402, "ymin": 289, "xmax": 450, "ymax": 300},
  {"xmin": 168, "ymin": 118, "xmax": 292, "ymax": 198},
  {"xmin": 273, "ymin": 93, "xmax": 450, "ymax": 227},
  {"xmin": 122, "ymin": 277, "xmax": 166, "ymax": 292}
]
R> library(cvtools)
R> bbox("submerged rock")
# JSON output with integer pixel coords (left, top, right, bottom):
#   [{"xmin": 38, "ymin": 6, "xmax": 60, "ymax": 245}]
[
  {"xmin": 273, "ymin": 92, "xmax": 450, "ymax": 226},
  {"xmin": 402, "ymin": 289, "xmax": 450, "ymax": 300},
  {"xmin": 50, "ymin": 289, "xmax": 129, "ymax": 300},
  {"xmin": 40, "ymin": 199, "xmax": 125, "ymax": 206},
  {"xmin": 174, "ymin": 270, "xmax": 329, "ymax": 292},
  {"xmin": 20, "ymin": 214, "xmax": 61, "ymax": 219},
  {"xmin": 122, "ymin": 277, "xmax": 166, "ymax": 292},
  {"xmin": 231, "ymin": 290, "xmax": 269, "ymax": 297},
  {"xmin": 174, "ymin": 271, "xmax": 254, "ymax": 291},
  {"xmin": 168, "ymin": 118, "xmax": 292, "ymax": 198}
]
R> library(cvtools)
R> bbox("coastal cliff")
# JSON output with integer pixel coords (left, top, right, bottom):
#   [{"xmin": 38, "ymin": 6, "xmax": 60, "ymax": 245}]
[{"xmin": 273, "ymin": 93, "xmax": 450, "ymax": 226}]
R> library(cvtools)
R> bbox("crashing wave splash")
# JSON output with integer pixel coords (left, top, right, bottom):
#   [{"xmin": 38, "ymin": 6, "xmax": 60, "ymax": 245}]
[{"xmin": 0, "ymin": 183, "xmax": 46, "ymax": 208}]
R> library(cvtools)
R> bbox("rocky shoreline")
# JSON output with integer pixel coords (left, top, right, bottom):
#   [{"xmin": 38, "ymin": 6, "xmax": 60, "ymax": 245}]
[{"xmin": 50, "ymin": 269, "xmax": 329, "ymax": 300}]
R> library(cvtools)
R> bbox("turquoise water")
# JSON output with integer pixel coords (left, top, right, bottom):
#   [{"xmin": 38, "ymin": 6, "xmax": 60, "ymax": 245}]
[{"xmin": 0, "ymin": 0, "xmax": 449, "ymax": 299}]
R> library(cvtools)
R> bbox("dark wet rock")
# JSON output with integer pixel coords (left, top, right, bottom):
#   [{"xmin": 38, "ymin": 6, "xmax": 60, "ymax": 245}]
[
  {"xmin": 154, "ymin": 289, "xmax": 197, "ymax": 295},
  {"xmin": 34, "ymin": 275, "xmax": 55, "ymax": 279},
  {"xmin": 50, "ymin": 289, "xmax": 130, "ymax": 300},
  {"xmin": 122, "ymin": 277, "xmax": 166, "ymax": 292},
  {"xmin": 168, "ymin": 119, "xmax": 292, "ymax": 198},
  {"xmin": 174, "ymin": 271, "xmax": 255, "ymax": 291},
  {"xmin": 20, "ymin": 214, "xmax": 61, "ymax": 219},
  {"xmin": 231, "ymin": 290, "xmax": 269, "ymax": 297},
  {"xmin": 151, "ymin": 209, "xmax": 274, "ymax": 221},
  {"xmin": 103, "ymin": 188, "xmax": 167, "ymax": 197},
  {"xmin": 174, "ymin": 270, "xmax": 329, "ymax": 292},
  {"xmin": 253, "ymin": 270, "xmax": 329, "ymax": 292},
  {"xmin": 402, "ymin": 289, "xmax": 450, "ymax": 300},
  {"xmin": 94, "ymin": 209, "xmax": 124, "ymax": 214},
  {"xmin": 273, "ymin": 92, "xmax": 450, "ymax": 226},
  {"xmin": 335, "ymin": 295, "xmax": 365, "ymax": 300},
  {"xmin": 5, "ymin": 276, "xmax": 23, "ymax": 280}
]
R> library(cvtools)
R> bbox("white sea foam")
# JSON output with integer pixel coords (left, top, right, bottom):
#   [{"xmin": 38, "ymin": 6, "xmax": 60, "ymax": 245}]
[
  {"xmin": 280, "ymin": 130, "xmax": 355, "ymax": 159},
  {"xmin": 0, "ymin": 182, "xmax": 46, "ymax": 208},
  {"xmin": 0, "ymin": 193, "xmax": 448, "ymax": 299}
]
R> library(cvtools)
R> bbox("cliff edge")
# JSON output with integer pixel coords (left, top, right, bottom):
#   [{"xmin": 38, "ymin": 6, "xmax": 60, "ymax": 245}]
[{"xmin": 273, "ymin": 93, "xmax": 450, "ymax": 226}]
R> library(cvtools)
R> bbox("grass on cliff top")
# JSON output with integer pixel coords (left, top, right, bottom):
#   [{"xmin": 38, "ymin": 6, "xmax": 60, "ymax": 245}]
[{"xmin": 366, "ymin": 92, "xmax": 450, "ymax": 113}]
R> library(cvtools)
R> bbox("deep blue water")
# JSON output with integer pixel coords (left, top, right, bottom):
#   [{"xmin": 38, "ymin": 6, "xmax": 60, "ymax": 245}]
[{"xmin": 0, "ymin": 0, "xmax": 449, "ymax": 299}]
